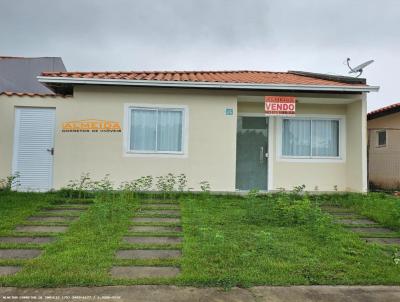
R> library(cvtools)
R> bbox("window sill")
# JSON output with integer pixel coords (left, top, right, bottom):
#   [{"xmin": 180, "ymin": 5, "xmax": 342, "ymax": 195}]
[
  {"xmin": 277, "ymin": 156, "xmax": 345, "ymax": 163},
  {"xmin": 124, "ymin": 151, "xmax": 187, "ymax": 158}
]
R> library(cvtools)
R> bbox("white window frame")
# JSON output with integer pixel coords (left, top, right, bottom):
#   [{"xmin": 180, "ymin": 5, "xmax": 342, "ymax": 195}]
[
  {"xmin": 276, "ymin": 114, "xmax": 346, "ymax": 163},
  {"xmin": 376, "ymin": 130, "xmax": 387, "ymax": 148},
  {"xmin": 123, "ymin": 103, "xmax": 188, "ymax": 158}
]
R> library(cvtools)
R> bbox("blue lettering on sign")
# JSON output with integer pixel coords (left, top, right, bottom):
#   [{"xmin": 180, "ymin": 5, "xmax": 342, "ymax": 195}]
[{"xmin": 225, "ymin": 108, "xmax": 234, "ymax": 116}]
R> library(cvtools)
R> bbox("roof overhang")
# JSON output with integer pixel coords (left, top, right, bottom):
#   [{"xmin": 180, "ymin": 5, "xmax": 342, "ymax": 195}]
[
  {"xmin": 37, "ymin": 76, "xmax": 380, "ymax": 94},
  {"xmin": 368, "ymin": 107, "xmax": 400, "ymax": 120}
]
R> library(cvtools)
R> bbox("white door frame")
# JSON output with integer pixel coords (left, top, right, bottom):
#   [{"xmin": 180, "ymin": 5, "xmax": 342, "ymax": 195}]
[
  {"xmin": 12, "ymin": 107, "xmax": 56, "ymax": 191},
  {"xmin": 236, "ymin": 113, "xmax": 273, "ymax": 192}
]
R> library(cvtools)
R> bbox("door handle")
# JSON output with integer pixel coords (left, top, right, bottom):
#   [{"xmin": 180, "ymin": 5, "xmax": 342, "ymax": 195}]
[
  {"xmin": 47, "ymin": 148, "xmax": 54, "ymax": 156},
  {"xmin": 260, "ymin": 146, "xmax": 264, "ymax": 163}
]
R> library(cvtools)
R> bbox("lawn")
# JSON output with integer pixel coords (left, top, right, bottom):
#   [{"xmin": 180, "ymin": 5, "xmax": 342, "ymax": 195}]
[
  {"xmin": 0, "ymin": 191, "xmax": 399, "ymax": 287},
  {"xmin": 314, "ymin": 192, "xmax": 400, "ymax": 230}
]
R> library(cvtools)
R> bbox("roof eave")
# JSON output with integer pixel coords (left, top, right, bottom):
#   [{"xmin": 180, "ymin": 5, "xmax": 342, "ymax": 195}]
[{"xmin": 37, "ymin": 76, "xmax": 380, "ymax": 93}]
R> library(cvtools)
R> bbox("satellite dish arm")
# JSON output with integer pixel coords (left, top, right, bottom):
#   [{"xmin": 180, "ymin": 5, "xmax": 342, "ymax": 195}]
[{"xmin": 346, "ymin": 58, "xmax": 355, "ymax": 73}]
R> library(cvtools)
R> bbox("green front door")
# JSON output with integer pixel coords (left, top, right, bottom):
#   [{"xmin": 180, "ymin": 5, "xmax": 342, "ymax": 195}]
[{"xmin": 235, "ymin": 116, "xmax": 268, "ymax": 191}]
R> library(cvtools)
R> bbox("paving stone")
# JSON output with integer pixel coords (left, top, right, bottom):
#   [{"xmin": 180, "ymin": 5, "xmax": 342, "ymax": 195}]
[
  {"xmin": 27, "ymin": 216, "xmax": 77, "ymax": 222},
  {"xmin": 0, "ymin": 266, "xmax": 21, "ymax": 276},
  {"xmin": 364, "ymin": 237, "xmax": 400, "ymax": 245},
  {"xmin": 50, "ymin": 206, "xmax": 88, "ymax": 210},
  {"xmin": 349, "ymin": 227, "xmax": 395, "ymax": 234},
  {"xmin": 0, "ymin": 249, "xmax": 41, "ymax": 259},
  {"xmin": 41, "ymin": 209, "xmax": 83, "ymax": 215},
  {"xmin": 129, "ymin": 226, "xmax": 182, "ymax": 233},
  {"xmin": 337, "ymin": 218, "xmax": 378, "ymax": 225},
  {"xmin": 15, "ymin": 225, "xmax": 68, "ymax": 233},
  {"xmin": 116, "ymin": 249, "xmax": 181, "ymax": 259},
  {"xmin": 321, "ymin": 206, "xmax": 353, "ymax": 213},
  {"xmin": 132, "ymin": 217, "xmax": 180, "ymax": 223},
  {"xmin": 329, "ymin": 212, "xmax": 358, "ymax": 217},
  {"xmin": 139, "ymin": 210, "xmax": 180, "ymax": 215},
  {"xmin": 57, "ymin": 203, "xmax": 92, "ymax": 208},
  {"xmin": 110, "ymin": 266, "xmax": 180, "ymax": 278},
  {"xmin": 141, "ymin": 204, "xmax": 179, "ymax": 208},
  {"xmin": 123, "ymin": 236, "xmax": 182, "ymax": 244},
  {"xmin": 143, "ymin": 200, "xmax": 178, "ymax": 203},
  {"xmin": 0, "ymin": 236, "xmax": 55, "ymax": 244}
]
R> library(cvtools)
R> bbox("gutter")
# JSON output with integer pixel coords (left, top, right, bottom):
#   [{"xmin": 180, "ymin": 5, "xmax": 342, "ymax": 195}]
[{"xmin": 37, "ymin": 76, "xmax": 380, "ymax": 93}]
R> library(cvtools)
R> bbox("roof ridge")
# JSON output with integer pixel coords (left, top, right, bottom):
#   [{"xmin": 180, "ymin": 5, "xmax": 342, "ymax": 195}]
[
  {"xmin": 0, "ymin": 91, "xmax": 67, "ymax": 98},
  {"xmin": 42, "ymin": 70, "xmax": 288, "ymax": 75}
]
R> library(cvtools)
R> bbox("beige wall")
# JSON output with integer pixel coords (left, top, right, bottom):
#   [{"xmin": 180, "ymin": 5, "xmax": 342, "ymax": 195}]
[
  {"xmin": 238, "ymin": 96, "xmax": 366, "ymax": 192},
  {"xmin": 1, "ymin": 87, "xmax": 367, "ymax": 192},
  {"xmin": 1, "ymin": 87, "xmax": 237, "ymax": 191},
  {"xmin": 368, "ymin": 112, "xmax": 400, "ymax": 189}
]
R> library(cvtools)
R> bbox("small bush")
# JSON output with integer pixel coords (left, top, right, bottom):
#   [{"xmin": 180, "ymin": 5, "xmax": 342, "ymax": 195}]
[
  {"xmin": 243, "ymin": 193, "xmax": 331, "ymax": 232},
  {"xmin": 0, "ymin": 173, "xmax": 20, "ymax": 191}
]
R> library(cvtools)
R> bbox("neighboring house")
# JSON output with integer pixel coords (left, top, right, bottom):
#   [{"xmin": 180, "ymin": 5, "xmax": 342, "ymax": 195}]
[
  {"xmin": 368, "ymin": 103, "xmax": 400, "ymax": 189},
  {"xmin": 0, "ymin": 56, "xmax": 66, "ymax": 94},
  {"xmin": 0, "ymin": 69, "xmax": 378, "ymax": 192}
]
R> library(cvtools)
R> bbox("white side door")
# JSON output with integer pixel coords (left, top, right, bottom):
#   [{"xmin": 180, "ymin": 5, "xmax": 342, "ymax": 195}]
[{"xmin": 12, "ymin": 107, "xmax": 56, "ymax": 191}]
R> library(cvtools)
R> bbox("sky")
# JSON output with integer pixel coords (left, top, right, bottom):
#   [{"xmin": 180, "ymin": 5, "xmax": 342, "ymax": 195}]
[{"xmin": 1, "ymin": 0, "xmax": 399, "ymax": 111}]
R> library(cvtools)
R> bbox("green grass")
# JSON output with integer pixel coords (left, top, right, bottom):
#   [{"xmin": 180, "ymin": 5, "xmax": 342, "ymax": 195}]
[
  {"xmin": 179, "ymin": 194, "xmax": 400, "ymax": 287},
  {"xmin": 0, "ymin": 191, "xmax": 62, "ymax": 236},
  {"xmin": 0, "ymin": 192, "xmax": 137, "ymax": 287},
  {"xmin": 0, "ymin": 191, "xmax": 399, "ymax": 287},
  {"xmin": 315, "ymin": 193, "xmax": 400, "ymax": 230}
]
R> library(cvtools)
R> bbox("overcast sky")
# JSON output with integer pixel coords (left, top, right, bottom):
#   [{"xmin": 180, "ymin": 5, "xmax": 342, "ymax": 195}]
[{"xmin": 1, "ymin": 0, "xmax": 399, "ymax": 111}]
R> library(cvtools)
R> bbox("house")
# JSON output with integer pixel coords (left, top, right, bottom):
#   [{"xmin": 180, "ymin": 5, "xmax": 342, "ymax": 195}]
[
  {"xmin": 0, "ymin": 69, "xmax": 378, "ymax": 192},
  {"xmin": 368, "ymin": 103, "xmax": 400, "ymax": 189},
  {"xmin": 0, "ymin": 56, "xmax": 66, "ymax": 94}
]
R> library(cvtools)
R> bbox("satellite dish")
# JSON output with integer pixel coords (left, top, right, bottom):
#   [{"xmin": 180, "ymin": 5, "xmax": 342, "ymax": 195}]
[{"xmin": 346, "ymin": 58, "xmax": 374, "ymax": 77}]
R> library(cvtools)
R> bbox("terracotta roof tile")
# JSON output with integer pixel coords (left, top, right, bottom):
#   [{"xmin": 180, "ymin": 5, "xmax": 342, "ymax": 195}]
[
  {"xmin": 40, "ymin": 70, "xmax": 366, "ymax": 87},
  {"xmin": 0, "ymin": 91, "xmax": 68, "ymax": 98},
  {"xmin": 368, "ymin": 102, "xmax": 400, "ymax": 119}
]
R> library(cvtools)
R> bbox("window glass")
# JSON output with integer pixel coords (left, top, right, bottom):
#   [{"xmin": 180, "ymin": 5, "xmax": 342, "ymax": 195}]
[
  {"xmin": 282, "ymin": 119, "xmax": 311, "ymax": 156},
  {"xmin": 282, "ymin": 118, "xmax": 340, "ymax": 158},
  {"xmin": 130, "ymin": 109, "xmax": 157, "ymax": 151},
  {"xmin": 157, "ymin": 110, "xmax": 183, "ymax": 152},
  {"xmin": 312, "ymin": 120, "xmax": 339, "ymax": 156},
  {"xmin": 130, "ymin": 108, "xmax": 184, "ymax": 153},
  {"xmin": 378, "ymin": 131, "xmax": 386, "ymax": 146}
]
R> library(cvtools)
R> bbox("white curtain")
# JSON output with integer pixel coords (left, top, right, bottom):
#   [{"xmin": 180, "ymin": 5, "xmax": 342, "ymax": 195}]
[
  {"xmin": 130, "ymin": 109, "xmax": 157, "ymax": 151},
  {"xmin": 157, "ymin": 110, "xmax": 183, "ymax": 152},
  {"xmin": 282, "ymin": 119, "xmax": 311, "ymax": 156},
  {"xmin": 312, "ymin": 120, "xmax": 339, "ymax": 156}
]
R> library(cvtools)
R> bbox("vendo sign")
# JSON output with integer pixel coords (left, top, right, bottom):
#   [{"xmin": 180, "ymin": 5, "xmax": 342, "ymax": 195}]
[{"xmin": 265, "ymin": 96, "xmax": 296, "ymax": 116}]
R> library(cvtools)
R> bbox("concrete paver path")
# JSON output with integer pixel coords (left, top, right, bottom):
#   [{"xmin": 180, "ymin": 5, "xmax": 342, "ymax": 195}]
[
  {"xmin": 0, "ymin": 236, "xmax": 55, "ymax": 244},
  {"xmin": 129, "ymin": 226, "xmax": 182, "ymax": 232},
  {"xmin": 15, "ymin": 225, "xmax": 68, "ymax": 233},
  {"xmin": 0, "ymin": 285, "xmax": 399, "ymax": 302},
  {"xmin": 0, "ymin": 249, "xmax": 41, "ymax": 259},
  {"xmin": 112, "ymin": 200, "xmax": 182, "ymax": 279},
  {"xmin": 0, "ymin": 202, "xmax": 92, "ymax": 277},
  {"xmin": 116, "ymin": 249, "xmax": 181, "ymax": 259},
  {"xmin": 322, "ymin": 205, "xmax": 400, "ymax": 246},
  {"xmin": 0, "ymin": 266, "xmax": 21, "ymax": 276}
]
